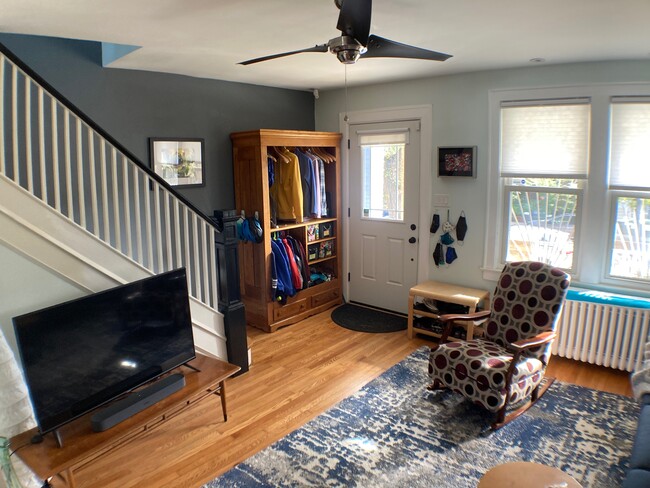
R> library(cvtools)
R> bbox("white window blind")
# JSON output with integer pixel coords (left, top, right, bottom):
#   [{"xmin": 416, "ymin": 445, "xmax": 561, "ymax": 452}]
[
  {"xmin": 357, "ymin": 129, "xmax": 409, "ymax": 146},
  {"xmin": 500, "ymin": 100, "xmax": 591, "ymax": 178},
  {"xmin": 609, "ymin": 99, "xmax": 650, "ymax": 190}
]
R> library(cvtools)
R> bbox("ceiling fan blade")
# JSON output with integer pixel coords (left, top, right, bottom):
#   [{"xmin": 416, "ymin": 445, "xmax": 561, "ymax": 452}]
[
  {"xmin": 336, "ymin": 0, "xmax": 372, "ymax": 46},
  {"xmin": 239, "ymin": 44, "xmax": 329, "ymax": 65},
  {"xmin": 362, "ymin": 35, "xmax": 452, "ymax": 62}
]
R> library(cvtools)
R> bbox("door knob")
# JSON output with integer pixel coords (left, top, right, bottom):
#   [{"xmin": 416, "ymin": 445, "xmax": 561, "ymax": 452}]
[
  {"xmin": 409, "ymin": 237, "xmax": 416, "ymax": 244},
  {"xmin": 410, "ymin": 224, "xmax": 417, "ymax": 231}
]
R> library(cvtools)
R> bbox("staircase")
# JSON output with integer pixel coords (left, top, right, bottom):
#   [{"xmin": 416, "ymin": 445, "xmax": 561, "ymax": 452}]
[{"xmin": 0, "ymin": 44, "xmax": 245, "ymax": 368}]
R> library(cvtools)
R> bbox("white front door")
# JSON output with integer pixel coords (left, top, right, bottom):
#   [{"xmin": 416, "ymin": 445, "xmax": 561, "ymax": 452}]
[{"xmin": 348, "ymin": 120, "xmax": 421, "ymax": 313}]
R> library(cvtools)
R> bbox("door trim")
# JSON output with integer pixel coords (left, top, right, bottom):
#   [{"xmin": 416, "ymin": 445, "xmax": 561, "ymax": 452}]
[{"xmin": 339, "ymin": 105, "xmax": 433, "ymax": 303}]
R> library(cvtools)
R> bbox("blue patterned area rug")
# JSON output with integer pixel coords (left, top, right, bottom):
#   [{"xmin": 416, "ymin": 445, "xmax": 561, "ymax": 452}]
[{"xmin": 205, "ymin": 347, "xmax": 638, "ymax": 487}]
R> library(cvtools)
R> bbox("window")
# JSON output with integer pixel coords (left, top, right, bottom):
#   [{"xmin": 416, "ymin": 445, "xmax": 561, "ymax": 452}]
[
  {"xmin": 608, "ymin": 99, "xmax": 650, "ymax": 281},
  {"xmin": 499, "ymin": 100, "xmax": 590, "ymax": 273},
  {"xmin": 359, "ymin": 131, "xmax": 408, "ymax": 221},
  {"xmin": 485, "ymin": 84, "xmax": 650, "ymax": 292}
]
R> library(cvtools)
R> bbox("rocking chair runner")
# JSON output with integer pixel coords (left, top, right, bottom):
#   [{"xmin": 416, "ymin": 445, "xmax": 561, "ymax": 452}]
[{"xmin": 428, "ymin": 261, "xmax": 571, "ymax": 429}]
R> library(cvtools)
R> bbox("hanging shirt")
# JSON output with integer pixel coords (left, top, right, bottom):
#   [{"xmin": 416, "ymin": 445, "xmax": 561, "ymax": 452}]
[
  {"xmin": 268, "ymin": 156, "xmax": 278, "ymax": 226},
  {"xmin": 271, "ymin": 148, "xmax": 303, "ymax": 222},
  {"xmin": 310, "ymin": 156, "xmax": 321, "ymax": 218},
  {"xmin": 294, "ymin": 149, "xmax": 314, "ymax": 218},
  {"xmin": 319, "ymin": 159, "xmax": 327, "ymax": 217}
]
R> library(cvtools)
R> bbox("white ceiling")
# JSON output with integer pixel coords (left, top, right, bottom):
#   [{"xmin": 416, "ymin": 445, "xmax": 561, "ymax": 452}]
[{"xmin": 2, "ymin": 0, "xmax": 649, "ymax": 91}]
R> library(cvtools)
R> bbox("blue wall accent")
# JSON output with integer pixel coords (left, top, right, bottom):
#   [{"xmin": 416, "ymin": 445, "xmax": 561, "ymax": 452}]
[
  {"xmin": 0, "ymin": 33, "xmax": 315, "ymax": 213},
  {"xmin": 101, "ymin": 42, "xmax": 141, "ymax": 66}
]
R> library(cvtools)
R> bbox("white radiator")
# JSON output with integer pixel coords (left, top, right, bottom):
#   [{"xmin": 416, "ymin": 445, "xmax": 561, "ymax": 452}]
[{"xmin": 552, "ymin": 298, "xmax": 650, "ymax": 372}]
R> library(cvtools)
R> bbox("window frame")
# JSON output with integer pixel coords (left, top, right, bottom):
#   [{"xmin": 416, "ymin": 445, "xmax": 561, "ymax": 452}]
[
  {"xmin": 484, "ymin": 83, "xmax": 650, "ymax": 294},
  {"xmin": 606, "ymin": 190, "xmax": 650, "ymax": 284}
]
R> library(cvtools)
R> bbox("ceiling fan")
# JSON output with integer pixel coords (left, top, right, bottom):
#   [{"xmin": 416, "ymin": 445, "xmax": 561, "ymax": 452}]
[{"xmin": 239, "ymin": 0, "xmax": 452, "ymax": 66}]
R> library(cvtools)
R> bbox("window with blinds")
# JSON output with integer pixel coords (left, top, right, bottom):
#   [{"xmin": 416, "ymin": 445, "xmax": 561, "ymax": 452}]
[
  {"xmin": 608, "ymin": 98, "xmax": 650, "ymax": 281},
  {"xmin": 499, "ymin": 100, "xmax": 590, "ymax": 271}
]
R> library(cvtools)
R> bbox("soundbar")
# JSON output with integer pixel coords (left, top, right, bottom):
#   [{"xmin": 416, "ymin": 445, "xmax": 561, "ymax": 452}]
[{"xmin": 91, "ymin": 373, "xmax": 186, "ymax": 432}]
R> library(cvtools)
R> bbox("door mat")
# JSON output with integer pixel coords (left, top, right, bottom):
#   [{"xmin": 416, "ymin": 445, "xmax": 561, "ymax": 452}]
[{"xmin": 331, "ymin": 303, "xmax": 407, "ymax": 333}]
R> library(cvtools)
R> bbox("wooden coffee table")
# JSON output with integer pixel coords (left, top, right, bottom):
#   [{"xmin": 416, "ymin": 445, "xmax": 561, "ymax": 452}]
[{"xmin": 478, "ymin": 461, "xmax": 582, "ymax": 487}]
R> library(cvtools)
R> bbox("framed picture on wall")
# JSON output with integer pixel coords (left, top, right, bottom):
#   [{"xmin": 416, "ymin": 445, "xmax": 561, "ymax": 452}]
[
  {"xmin": 149, "ymin": 138, "xmax": 205, "ymax": 188},
  {"xmin": 437, "ymin": 146, "xmax": 477, "ymax": 177}
]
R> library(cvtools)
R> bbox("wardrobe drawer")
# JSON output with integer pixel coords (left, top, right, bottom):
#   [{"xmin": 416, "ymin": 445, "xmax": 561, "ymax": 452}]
[
  {"xmin": 273, "ymin": 298, "xmax": 308, "ymax": 321},
  {"xmin": 311, "ymin": 287, "xmax": 340, "ymax": 308}
]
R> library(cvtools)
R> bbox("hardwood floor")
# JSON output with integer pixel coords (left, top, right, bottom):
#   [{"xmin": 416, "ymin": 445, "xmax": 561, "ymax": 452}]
[{"xmin": 70, "ymin": 309, "xmax": 633, "ymax": 487}]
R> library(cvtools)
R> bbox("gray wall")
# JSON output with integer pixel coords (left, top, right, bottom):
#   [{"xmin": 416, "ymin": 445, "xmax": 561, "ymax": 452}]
[
  {"xmin": 0, "ymin": 33, "xmax": 315, "ymax": 214},
  {"xmin": 315, "ymin": 60, "xmax": 650, "ymax": 291},
  {"xmin": 0, "ymin": 243, "xmax": 86, "ymax": 356}
]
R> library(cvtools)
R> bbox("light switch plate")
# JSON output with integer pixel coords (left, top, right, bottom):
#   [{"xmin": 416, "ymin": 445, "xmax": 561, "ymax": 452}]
[{"xmin": 432, "ymin": 194, "xmax": 449, "ymax": 207}]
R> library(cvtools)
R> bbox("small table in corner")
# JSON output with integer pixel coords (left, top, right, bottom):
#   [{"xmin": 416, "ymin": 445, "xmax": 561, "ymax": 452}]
[{"xmin": 407, "ymin": 280, "xmax": 490, "ymax": 340}]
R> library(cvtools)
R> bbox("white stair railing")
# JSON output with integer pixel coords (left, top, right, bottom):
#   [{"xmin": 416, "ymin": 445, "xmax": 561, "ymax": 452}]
[{"xmin": 0, "ymin": 52, "xmax": 219, "ymax": 310}]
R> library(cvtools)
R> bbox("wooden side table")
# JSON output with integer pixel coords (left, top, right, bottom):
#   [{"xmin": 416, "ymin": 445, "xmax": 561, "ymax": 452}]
[
  {"xmin": 407, "ymin": 280, "xmax": 490, "ymax": 340},
  {"xmin": 478, "ymin": 461, "xmax": 582, "ymax": 487}
]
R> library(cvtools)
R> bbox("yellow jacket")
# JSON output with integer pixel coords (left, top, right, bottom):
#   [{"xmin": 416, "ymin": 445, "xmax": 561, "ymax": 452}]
[{"xmin": 271, "ymin": 148, "xmax": 303, "ymax": 222}]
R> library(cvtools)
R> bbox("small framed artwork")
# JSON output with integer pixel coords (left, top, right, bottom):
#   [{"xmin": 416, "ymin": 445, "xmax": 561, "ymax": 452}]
[
  {"xmin": 149, "ymin": 138, "xmax": 205, "ymax": 188},
  {"xmin": 437, "ymin": 146, "xmax": 477, "ymax": 177}
]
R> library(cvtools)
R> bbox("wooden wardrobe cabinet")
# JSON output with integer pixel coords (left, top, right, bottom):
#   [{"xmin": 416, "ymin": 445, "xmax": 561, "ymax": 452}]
[{"xmin": 231, "ymin": 129, "xmax": 342, "ymax": 332}]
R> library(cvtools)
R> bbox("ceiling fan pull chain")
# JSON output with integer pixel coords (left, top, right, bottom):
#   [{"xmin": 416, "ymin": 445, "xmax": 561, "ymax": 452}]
[{"xmin": 344, "ymin": 64, "xmax": 349, "ymax": 122}]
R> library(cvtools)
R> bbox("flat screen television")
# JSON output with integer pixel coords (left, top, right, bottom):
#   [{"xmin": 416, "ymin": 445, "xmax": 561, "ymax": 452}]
[{"xmin": 13, "ymin": 268, "xmax": 196, "ymax": 435}]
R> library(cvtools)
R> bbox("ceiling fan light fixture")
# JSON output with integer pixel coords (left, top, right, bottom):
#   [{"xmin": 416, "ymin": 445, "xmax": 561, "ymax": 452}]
[
  {"xmin": 329, "ymin": 36, "xmax": 367, "ymax": 64},
  {"xmin": 239, "ymin": 0, "xmax": 451, "ymax": 67}
]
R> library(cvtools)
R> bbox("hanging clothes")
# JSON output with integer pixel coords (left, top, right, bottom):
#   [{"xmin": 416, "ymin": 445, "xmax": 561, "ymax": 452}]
[
  {"xmin": 271, "ymin": 147, "xmax": 303, "ymax": 222},
  {"xmin": 271, "ymin": 238, "xmax": 295, "ymax": 300},
  {"xmin": 319, "ymin": 159, "xmax": 327, "ymax": 217},
  {"xmin": 282, "ymin": 238, "xmax": 303, "ymax": 290},
  {"xmin": 287, "ymin": 235, "xmax": 309, "ymax": 288},
  {"xmin": 310, "ymin": 155, "xmax": 322, "ymax": 218},
  {"xmin": 268, "ymin": 156, "xmax": 278, "ymax": 227},
  {"xmin": 293, "ymin": 149, "xmax": 315, "ymax": 219}
]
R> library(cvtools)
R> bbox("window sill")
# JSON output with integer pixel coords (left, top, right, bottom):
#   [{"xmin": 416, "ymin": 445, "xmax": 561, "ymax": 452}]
[{"xmin": 480, "ymin": 267, "xmax": 502, "ymax": 282}]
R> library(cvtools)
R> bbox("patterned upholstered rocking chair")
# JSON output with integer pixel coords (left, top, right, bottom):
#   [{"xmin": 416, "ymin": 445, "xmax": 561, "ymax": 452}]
[{"xmin": 428, "ymin": 261, "xmax": 571, "ymax": 429}]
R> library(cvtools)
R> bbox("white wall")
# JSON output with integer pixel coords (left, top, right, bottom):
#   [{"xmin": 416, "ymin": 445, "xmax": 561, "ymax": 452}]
[
  {"xmin": 315, "ymin": 60, "xmax": 650, "ymax": 291},
  {"xmin": 0, "ymin": 243, "xmax": 85, "ymax": 357}
]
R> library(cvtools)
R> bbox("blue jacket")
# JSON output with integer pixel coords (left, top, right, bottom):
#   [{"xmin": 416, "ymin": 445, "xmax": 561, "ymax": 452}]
[{"xmin": 271, "ymin": 239, "xmax": 296, "ymax": 297}]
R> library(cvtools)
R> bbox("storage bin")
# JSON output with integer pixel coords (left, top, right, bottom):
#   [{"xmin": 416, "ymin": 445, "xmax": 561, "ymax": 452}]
[
  {"xmin": 308, "ymin": 244, "xmax": 319, "ymax": 261},
  {"xmin": 307, "ymin": 224, "xmax": 319, "ymax": 242},
  {"xmin": 319, "ymin": 222, "xmax": 333, "ymax": 238}
]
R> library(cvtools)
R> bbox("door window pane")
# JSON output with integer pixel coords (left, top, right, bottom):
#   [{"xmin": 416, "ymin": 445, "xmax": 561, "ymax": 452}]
[
  {"xmin": 610, "ymin": 197, "xmax": 650, "ymax": 281},
  {"xmin": 506, "ymin": 188, "xmax": 577, "ymax": 269},
  {"xmin": 361, "ymin": 143, "xmax": 405, "ymax": 221}
]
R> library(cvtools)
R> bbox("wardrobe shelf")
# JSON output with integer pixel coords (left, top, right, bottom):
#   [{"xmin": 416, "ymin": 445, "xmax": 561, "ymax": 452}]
[{"xmin": 270, "ymin": 217, "xmax": 337, "ymax": 232}]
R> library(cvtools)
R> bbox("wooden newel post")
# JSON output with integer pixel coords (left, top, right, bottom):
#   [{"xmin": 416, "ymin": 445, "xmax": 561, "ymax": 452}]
[{"xmin": 213, "ymin": 209, "xmax": 249, "ymax": 374}]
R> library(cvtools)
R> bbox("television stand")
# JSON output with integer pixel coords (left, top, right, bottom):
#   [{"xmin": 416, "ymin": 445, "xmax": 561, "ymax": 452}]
[
  {"xmin": 10, "ymin": 355, "xmax": 240, "ymax": 488},
  {"xmin": 182, "ymin": 362, "xmax": 202, "ymax": 373},
  {"xmin": 53, "ymin": 429, "xmax": 63, "ymax": 449}
]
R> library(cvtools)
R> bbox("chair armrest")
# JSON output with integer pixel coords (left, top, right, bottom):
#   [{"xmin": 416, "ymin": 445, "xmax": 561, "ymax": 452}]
[
  {"xmin": 436, "ymin": 310, "xmax": 492, "ymax": 344},
  {"xmin": 507, "ymin": 331, "xmax": 557, "ymax": 353},
  {"xmin": 439, "ymin": 310, "xmax": 492, "ymax": 323}
]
